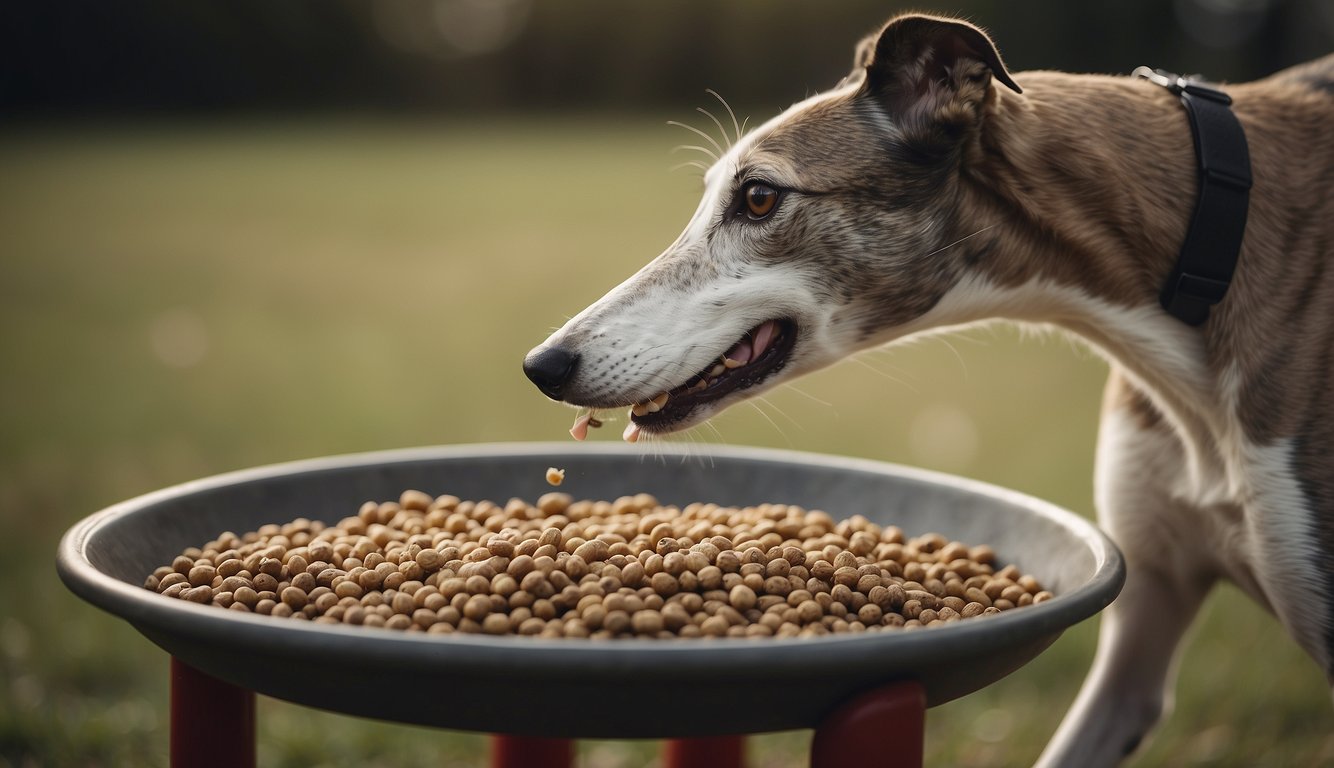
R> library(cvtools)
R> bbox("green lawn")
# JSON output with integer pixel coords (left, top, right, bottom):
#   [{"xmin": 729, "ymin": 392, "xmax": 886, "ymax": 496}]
[{"xmin": 1, "ymin": 119, "xmax": 1330, "ymax": 767}]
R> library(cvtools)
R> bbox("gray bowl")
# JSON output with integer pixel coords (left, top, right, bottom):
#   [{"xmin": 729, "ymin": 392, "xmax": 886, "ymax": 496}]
[{"xmin": 57, "ymin": 443, "xmax": 1122, "ymax": 738}]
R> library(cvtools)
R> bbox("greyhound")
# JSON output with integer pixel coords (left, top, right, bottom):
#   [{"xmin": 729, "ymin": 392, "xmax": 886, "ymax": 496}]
[{"xmin": 523, "ymin": 13, "xmax": 1334, "ymax": 765}]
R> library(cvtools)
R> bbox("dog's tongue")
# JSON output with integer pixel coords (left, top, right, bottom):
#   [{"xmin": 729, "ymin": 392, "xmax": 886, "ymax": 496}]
[
  {"xmin": 725, "ymin": 319, "xmax": 777, "ymax": 364},
  {"xmin": 570, "ymin": 412, "xmax": 592, "ymax": 441},
  {"xmin": 622, "ymin": 422, "xmax": 641, "ymax": 443},
  {"xmin": 751, "ymin": 320, "xmax": 777, "ymax": 358}
]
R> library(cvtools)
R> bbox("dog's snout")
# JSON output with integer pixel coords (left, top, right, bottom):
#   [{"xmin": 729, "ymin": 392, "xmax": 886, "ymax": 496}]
[{"xmin": 523, "ymin": 346, "xmax": 580, "ymax": 400}]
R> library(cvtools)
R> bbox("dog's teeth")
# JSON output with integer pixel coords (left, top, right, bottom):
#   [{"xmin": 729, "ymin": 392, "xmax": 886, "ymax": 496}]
[
  {"xmin": 724, "ymin": 340, "xmax": 753, "ymax": 366},
  {"xmin": 709, "ymin": 363, "xmax": 726, "ymax": 378},
  {"xmin": 691, "ymin": 379, "xmax": 708, "ymax": 392},
  {"xmin": 645, "ymin": 399, "xmax": 662, "ymax": 414},
  {"xmin": 651, "ymin": 392, "xmax": 669, "ymax": 408},
  {"xmin": 631, "ymin": 403, "xmax": 648, "ymax": 417},
  {"xmin": 723, "ymin": 357, "xmax": 744, "ymax": 369}
]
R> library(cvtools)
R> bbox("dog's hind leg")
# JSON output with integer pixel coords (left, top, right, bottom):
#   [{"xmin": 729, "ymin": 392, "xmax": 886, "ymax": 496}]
[{"xmin": 1035, "ymin": 373, "xmax": 1218, "ymax": 768}]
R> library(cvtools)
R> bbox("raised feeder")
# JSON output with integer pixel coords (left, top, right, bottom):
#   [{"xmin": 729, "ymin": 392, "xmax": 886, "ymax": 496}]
[{"xmin": 58, "ymin": 443, "xmax": 1123, "ymax": 767}]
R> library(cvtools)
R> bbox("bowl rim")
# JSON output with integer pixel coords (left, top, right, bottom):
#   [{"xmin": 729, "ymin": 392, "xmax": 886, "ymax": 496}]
[{"xmin": 57, "ymin": 441, "xmax": 1124, "ymax": 678}]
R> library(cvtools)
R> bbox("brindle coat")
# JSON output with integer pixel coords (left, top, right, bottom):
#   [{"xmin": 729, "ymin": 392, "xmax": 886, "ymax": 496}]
[{"xmin": 525, "ymin": 15, "xmax": 1334, "ymax": 765}]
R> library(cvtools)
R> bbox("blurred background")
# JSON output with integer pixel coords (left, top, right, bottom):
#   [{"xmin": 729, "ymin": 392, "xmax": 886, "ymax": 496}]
[{"xmin": 3, "ymin": 1, "xmax": 1332, "ymax": 766}]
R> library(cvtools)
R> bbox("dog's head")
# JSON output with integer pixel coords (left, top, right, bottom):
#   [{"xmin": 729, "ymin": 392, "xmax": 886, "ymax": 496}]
[{"xmin": 524, "ymin": 14, "xmax": 1020, "ymax": 439}]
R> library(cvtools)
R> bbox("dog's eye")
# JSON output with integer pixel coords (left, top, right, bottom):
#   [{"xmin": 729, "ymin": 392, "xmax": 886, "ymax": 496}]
[{"xmin": 743, "ymin": 183, "xmax": 779, "ymax": 220}]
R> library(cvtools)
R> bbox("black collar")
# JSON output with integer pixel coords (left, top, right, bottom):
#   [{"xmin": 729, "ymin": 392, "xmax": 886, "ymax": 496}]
[{"xmin": 1133, "ymin": 66, "xmax": 1253, "ymax": 327}]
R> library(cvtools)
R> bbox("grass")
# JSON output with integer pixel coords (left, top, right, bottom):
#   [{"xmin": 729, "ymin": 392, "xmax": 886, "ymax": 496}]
[{"xmin": 1, "ymin": 118, "xmax": 1330, "ymax": 767}]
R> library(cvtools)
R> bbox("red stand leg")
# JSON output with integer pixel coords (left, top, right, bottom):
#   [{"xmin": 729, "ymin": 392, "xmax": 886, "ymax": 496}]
[
  {"xmin": 489, "ymin": 735, "xmax": 574, "ymax": 768},
  {"xmin": 170, "ymin": 657, "xmax": 256, "ymax": 768},
  {"xmin": 810, "ymin": 680, "xmax": 926, "ymax": 768},
  {"xmin": 662, "ymin": 735, "xmax": 746, "ymax": 768}
]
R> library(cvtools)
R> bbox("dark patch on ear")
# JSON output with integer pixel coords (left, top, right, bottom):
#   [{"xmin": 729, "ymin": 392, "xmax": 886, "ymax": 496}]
[{"xmin": 858, "ymin": 14, "xmax": 1019, "ymax": 156}]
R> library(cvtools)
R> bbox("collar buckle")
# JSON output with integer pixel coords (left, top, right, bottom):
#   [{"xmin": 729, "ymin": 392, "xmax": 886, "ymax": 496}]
[{"xmin": 1133, "ymin": 66, "xmax": 1233, "ymax": 105}]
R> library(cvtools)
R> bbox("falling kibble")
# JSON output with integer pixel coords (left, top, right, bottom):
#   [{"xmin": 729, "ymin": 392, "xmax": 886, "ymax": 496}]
[
  {"xmin": 545, "ymin": 467, "xmax": 566, "ymax": 486},
  {"xmin": 144, "ymin": 490, "xmax": 1053, "ymax": 638}
]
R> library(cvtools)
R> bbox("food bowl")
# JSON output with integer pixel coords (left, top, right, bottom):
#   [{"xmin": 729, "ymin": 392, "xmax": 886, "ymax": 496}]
[{"xmin": 57, "ymin": 443, "xmax": 1122, "ymax": 738}]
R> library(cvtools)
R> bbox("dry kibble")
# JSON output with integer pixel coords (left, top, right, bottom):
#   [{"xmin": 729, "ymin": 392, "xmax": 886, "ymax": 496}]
[
  {"xmin": 631, "ymin": 611, "xmax": 664, "ymax": 634},
  {"xmin": 146, "ymin": 489, "xmax": 1045, "ymax": 638},
  {"xmin": 183, "ymin": 585, "xmax": 212, "ymax": 603},
  {"xmin": 729, "ymin": 584, "xmax": 757, "ymax": 612},
  {"xmin": 545, "ymin": 467, "xmax": 566, "ymax": 486},
  {"xmin": 280, "ymin": 586, "xmax": 308, "ymax": 610},
  {"xmin": 334, "ymin": 580, "xmax": 363, "ymax": 599},
  {"xmin": 400, "ymin": 489, "xmax": 433, "ymax": 511},
  {"xmin": 415, "ymin": 549, "xmax": 443, "ymax": 572},
  {"xmin": 158, "ymin": 572, "xmax": 187, "ymax": 591},
  {"xmin": 187, "ymin": 565, "xmax": 216, "ymax": 587}
]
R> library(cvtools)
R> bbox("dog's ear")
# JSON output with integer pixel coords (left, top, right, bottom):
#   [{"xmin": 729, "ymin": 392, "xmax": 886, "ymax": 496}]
[
  {"xmin": 846, "ymin": 31, "xmax": 880, "ymax": 84},
  {"xmin": 860, "ymin": 14, "xmax": 1020, "ymax": 153}
]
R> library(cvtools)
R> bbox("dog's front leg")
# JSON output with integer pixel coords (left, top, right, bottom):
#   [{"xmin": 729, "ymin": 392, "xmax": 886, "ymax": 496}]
[{"xmin": 1036, "ymin": 373, "xmax": 1218, "ymax": 767}]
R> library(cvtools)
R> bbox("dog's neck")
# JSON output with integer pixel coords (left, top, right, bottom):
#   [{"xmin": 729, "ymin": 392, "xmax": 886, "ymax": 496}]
[
  {"xmin": 952, "ymin": 72, "xmax": 1233, "ymax": 481},
  {"xmin": 963, "ymin": 72, "xmax": 1201, "ymax": 307}
]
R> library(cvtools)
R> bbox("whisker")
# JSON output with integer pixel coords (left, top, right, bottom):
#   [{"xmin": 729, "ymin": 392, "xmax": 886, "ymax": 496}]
[
  {"xmin": 747, "ymin": 394, "xmax": 795, "ymax": 437},
  {"xmin": 744, "ymin": 398, "xmax": 793, "ymax": 446},
  {"xmin": 670, "ymin": 144, "xmax": 720, "ymax": 162},
  {"xmin": 924, "ymin": 223, "xmax": 998, "ymax": 259},
  {"xmin": 670, "ymin": 160, "xmax": 711, "ymax": 175},
  {"xmin": 701, "ymin": 419, "xmax": 726, "ymax": 446},
  {"xmin": 931, "ymin": 334, "xmax": 970, "ymax": 381},
  {"xmin": 779, "ymin": 382, "xmax": 835, "ymax": 410},
  {"xmin": 682, "ymin": 428, "xmax": 717, "ymax": 468},
  {"xmin": 706, "ymin": 88, "xmax": 743, "ymax": 145},
  {"xmin": 667, "ymin": 120, "xmax": 725, "ymax": 160},
  {"xmin": 695, "ymin": 106, "xmax": 732, "ymax": 153},
  {"xmin": 848, "ymin": 353, "xmax": 919, "ymax": 393}
]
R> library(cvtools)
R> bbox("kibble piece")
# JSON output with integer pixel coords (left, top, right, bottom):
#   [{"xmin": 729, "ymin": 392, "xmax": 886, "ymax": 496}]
[
  {"xmin": 400, "ymin": 489, "xmax": 433, "ymax": 511},
  {"xmin": 158, "ymin": 572, "xmax": 188, "ymax": 591},
  {"xmin": 603, "ymin": 610, "xmax": 631, "ymax": 634},
  {"xmin": 334, "ymin": 580, "xmax": 363, "ymax": 599},
  {"xmin": 631, "ymin": 611, "xmax": 664, "ymax": 635},
  {"xmin": 416, "ymin": 548, "xmax": 443, "ymax": 572},
  {"xmin": 650, "ymin": 572, "xmax": 679, "ymax": 597},
  {"xmin": 187, "ymin": 565, "xmax": 216, "ymax": 587},
  {"xmin": 545, "ymin": 467, "xmax": 566, "ymax": 486},
  {"xmin": 463, "ymin": 594, "xmax": 492, "ymax": 622},
  {"xmin": 280, "ymin": 586, "xmax": 308, "ymax": 610},
  {"xmin": 729, "ymin": 584, "xmax": 757, "ymax": 612},
  {"xmin": 183, "ymin": 586, "xmax": 212, "ymax": 603}
]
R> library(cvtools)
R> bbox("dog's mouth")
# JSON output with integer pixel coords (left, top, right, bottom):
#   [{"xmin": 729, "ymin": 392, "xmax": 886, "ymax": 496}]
[{"xmin": 625, "ymin": 318, "xmax": 797, "ymax": 436}]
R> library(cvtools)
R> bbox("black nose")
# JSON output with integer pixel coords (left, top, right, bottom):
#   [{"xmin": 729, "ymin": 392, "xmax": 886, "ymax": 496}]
[{"xmin": 523, "ymin": 346, "xmax": 579, "ymax": 400}]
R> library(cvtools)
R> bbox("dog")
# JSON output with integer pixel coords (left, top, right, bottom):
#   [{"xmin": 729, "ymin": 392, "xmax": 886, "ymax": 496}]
[{"xmin": 523, "ymin": 13, "xmax": 1334, "ymax": 766}]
